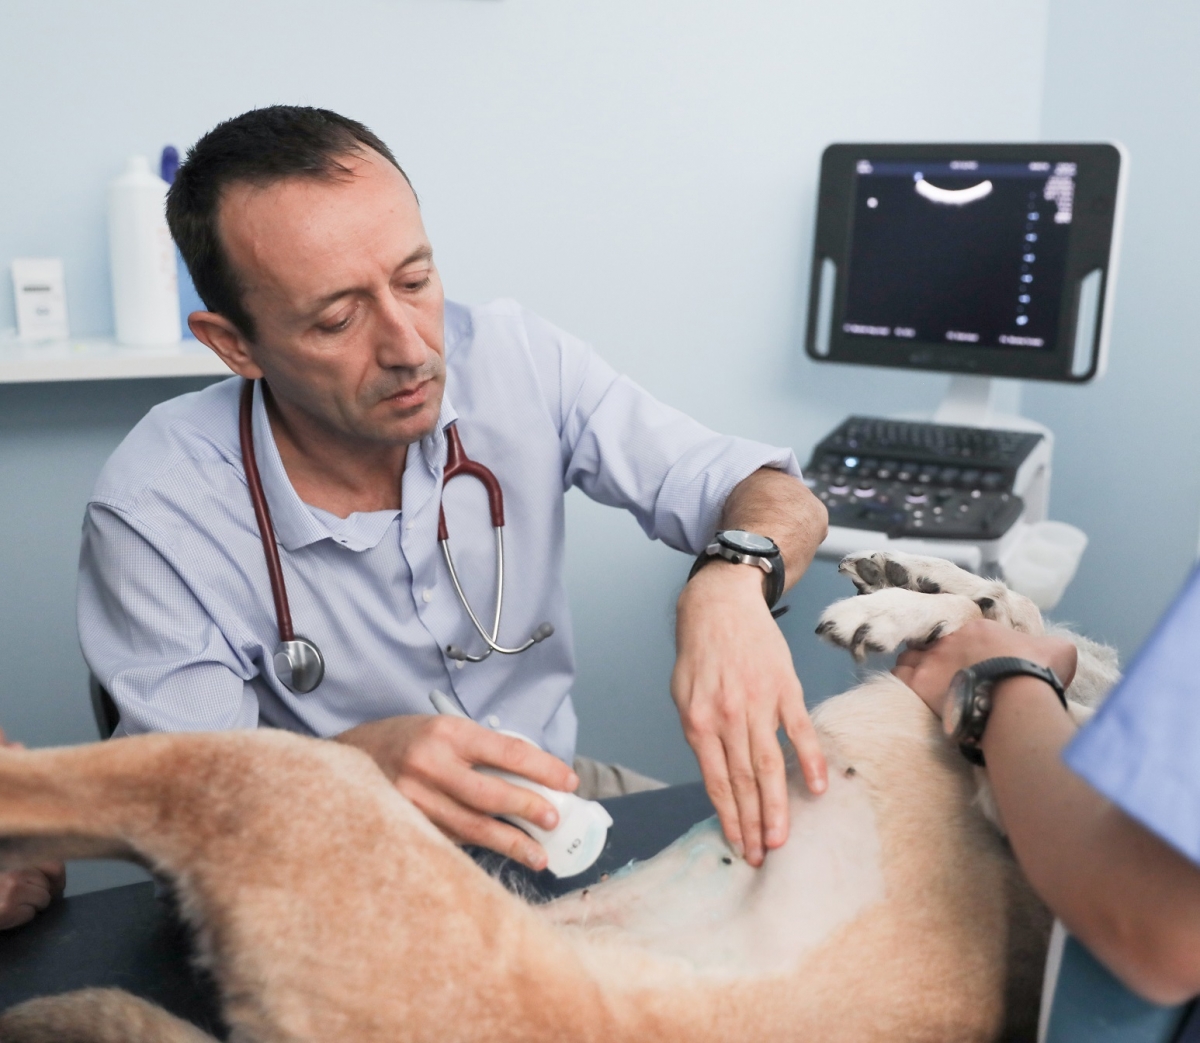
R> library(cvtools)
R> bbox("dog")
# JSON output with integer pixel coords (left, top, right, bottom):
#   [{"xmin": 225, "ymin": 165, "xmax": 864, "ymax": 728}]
[{"xmin": 0, "ymin": 551, "xmax": 1118, "ymax": 1042}]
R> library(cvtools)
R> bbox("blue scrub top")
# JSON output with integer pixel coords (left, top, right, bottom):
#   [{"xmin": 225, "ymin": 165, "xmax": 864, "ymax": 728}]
[{"xmin": 1066, "ymin": 564, "xmax": 1200, "ymax": 867}]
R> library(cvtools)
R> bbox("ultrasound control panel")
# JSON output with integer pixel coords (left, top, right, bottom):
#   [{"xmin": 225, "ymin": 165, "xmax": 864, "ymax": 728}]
[{"xmin": 804, "ymin": 417, "xmax": 1044, "ymax": 540}]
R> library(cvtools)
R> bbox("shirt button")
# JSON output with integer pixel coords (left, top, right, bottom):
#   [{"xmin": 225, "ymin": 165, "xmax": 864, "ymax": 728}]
[
  {"xmin": 422, "ymin": 588, "xmax": 434, "ymax": 603},
  {"xmin": 486, "ymin": 715, "xmax": 501, "ymax": 728},
  {"xmin": 455, "ymin": 660, "xmax": 465, "ymax": 670}
]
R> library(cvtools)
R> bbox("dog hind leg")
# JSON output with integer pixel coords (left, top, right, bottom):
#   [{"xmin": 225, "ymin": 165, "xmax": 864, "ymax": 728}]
[{"xmin": 0, "ymin": 987, "xmax": 217, "ymax": 1043}]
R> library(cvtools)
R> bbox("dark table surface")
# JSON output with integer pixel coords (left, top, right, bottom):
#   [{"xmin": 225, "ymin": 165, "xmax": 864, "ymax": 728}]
[{"xmin": 0, "ymin": 782, "xmax": 714, "ymax": 1036}]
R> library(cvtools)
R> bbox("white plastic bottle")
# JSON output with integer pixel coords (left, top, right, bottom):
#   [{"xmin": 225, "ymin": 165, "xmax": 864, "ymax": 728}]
[{"xmin": 108, "ymin": 155, "xmax": 181, "ymax": 345}]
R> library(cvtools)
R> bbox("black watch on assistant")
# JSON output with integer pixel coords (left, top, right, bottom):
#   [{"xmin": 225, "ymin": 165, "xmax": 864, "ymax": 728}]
[
  {"xmin": 687, "ymin": 529, "xmax": 785, "ymax": 611},
  {"xmin": 944, "ymin": 656, "xmax": 1067, "ymax": 766}
]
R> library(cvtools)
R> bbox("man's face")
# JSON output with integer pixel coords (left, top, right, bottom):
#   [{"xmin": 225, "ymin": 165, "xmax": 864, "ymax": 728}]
[{"xmin": 218, "ymin": 149, "xmax": 445, "ymax": 447}]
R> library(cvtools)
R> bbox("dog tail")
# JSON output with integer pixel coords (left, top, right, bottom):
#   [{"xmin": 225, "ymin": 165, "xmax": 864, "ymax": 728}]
[{"xmin": 0, "ymin": 988, "xmax": 218, "ymax": 1043}]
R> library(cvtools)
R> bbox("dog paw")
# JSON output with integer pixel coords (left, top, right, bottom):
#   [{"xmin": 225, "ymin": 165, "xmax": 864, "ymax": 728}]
[
  {"xmin": 815, "ymin": 587, "xmax": 984, "ymax": 661},
  {"xmin": 837, "ymin": 551, "xmax": 1043, "ymax": 634},
  {"xmin": 838, "ymin": 551, "xmax": 978, "ymax": 596}
]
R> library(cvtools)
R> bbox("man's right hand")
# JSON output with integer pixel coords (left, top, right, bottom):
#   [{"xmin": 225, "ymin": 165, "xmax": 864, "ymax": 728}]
[{"xmin": 334, "ymin": 715, "xmax": 579, "ymax": 872}]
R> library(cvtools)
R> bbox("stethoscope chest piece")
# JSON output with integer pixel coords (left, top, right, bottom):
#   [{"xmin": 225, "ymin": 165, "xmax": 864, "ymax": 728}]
[{"xmin": 273, "ymin": 637, "xmax": 326, "ymax": 695}]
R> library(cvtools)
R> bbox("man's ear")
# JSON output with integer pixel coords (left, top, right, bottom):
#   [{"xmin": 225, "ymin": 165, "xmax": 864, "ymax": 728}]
[{"xmin": 188, "ymin": 312, "xmax": 263, "ymax": 380}]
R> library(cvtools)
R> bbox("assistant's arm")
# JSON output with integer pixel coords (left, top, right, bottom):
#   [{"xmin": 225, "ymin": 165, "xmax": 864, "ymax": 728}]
[
  {"xmin": 673, "ymin": 468, "xmax": 829, "ymax": 867},
  {"xmin": 896, "ymin": 620, "xmax": 1200, "ymax": 1004}
]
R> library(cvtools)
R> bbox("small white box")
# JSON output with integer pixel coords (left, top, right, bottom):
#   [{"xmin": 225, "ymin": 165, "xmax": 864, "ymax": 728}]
[{"xmin": 12, "ymin": 258, "xmax": 70, "ymax": 342}]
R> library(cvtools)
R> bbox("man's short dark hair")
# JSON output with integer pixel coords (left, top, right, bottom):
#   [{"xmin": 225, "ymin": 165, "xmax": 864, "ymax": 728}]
[{"xmin": 167, "ymin": 106, "xmax": 411, "ymax": 340}]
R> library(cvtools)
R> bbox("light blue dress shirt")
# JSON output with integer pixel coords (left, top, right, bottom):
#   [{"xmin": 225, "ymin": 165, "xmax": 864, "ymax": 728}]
[
  {"xmin": 78, "ymin": 299, "xmax": 799, "ymax": 763},
  {"xmin": 1066, "ymin": 564, "xmax": 1200, "ymax": 867}
]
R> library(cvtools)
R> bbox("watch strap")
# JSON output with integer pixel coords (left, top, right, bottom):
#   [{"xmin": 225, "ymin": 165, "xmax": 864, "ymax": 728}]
[{"xmin": 950, "ymin": 656, "xmax": 1067, "ymax": 765}]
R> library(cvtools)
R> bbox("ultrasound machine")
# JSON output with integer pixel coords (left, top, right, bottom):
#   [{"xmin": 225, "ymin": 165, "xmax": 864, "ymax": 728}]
[{"xmin": 803, "ymin": 143, "xmax": 1127, "ymax": 605}]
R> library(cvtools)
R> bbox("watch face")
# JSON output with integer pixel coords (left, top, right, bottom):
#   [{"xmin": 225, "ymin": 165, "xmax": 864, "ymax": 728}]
[{"xmin": 719, "ymin": 529, "xmax": 776, "ymax": 555}]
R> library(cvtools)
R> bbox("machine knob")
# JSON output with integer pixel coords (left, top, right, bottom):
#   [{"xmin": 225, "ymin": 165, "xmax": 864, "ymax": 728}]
[{"xmin": 905, "ymin": 486, "xmax": 928, "ymax": 505}]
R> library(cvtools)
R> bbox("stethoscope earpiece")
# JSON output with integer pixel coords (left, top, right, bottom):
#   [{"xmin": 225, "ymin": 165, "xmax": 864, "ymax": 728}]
[{"xmin": 273, "ymin": 637, "xmax": 326, "ymax": 695}]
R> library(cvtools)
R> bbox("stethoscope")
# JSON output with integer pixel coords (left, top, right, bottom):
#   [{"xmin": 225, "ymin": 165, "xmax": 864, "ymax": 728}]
[{"xmin": 239, "ymin": 379, "xmax": 553, "ymax": 695}]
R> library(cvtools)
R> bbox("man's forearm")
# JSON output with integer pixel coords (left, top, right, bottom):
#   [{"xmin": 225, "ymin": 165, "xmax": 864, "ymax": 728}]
[
  {"xmin": 719, "ymin": 468, "xmax": 828, "ymax": 592},
  {"xmin": 982, "ymin": 678, "xmax": 1200, "ymax": 1003}
]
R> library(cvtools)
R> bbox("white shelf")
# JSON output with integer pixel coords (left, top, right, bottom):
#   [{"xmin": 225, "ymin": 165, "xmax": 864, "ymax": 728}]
[{"xmin": 0, "ymin": 338, "xmax": 232, "ymax": 384}]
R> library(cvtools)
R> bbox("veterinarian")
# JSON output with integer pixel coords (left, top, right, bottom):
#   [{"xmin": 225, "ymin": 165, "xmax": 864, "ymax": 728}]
[
  {"xmin": 76, "ymin": 106, "xmax": 830, "ymax": 879},
  {"xmin": 895, "ymin": 567, "xmax": 1200, "ymax": 1005}
]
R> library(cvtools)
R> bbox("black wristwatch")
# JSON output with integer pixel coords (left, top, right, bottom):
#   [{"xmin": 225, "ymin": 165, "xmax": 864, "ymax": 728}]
[
  {"xmin": 944, "ymin": 656, "xmax": 1067, "ymax": 766},
  {"xmin": 687, "ymin": 529, "xmax": 785, "ymax": 611}
]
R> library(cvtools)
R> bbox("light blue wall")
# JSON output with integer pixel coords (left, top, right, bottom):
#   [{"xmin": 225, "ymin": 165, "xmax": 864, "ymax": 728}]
[{"xmin": 0, "ymin": 0, "xmax": 1061, "ymax": 892}]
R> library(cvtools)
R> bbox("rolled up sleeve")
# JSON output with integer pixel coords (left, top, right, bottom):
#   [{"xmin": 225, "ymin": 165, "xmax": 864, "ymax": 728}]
[
  {"xmin": 521, "ymin": 308, "xmax": 800, "ymax": 555},
  {"xmin": 78, "ymin": 504, "xmax": 260, "ymax": 735}
]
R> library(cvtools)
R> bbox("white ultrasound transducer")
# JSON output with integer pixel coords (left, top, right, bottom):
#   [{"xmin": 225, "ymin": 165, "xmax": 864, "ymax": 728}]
[{"xmin": 429, "ymin": 691, "xmax": 612, "ymax": 878}]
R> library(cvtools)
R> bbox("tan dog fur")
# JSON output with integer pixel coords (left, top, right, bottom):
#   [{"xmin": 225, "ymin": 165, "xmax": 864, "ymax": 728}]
[{"xmin": 0, "ymin": 553, "xmax": 1116, "ymax": 1042}]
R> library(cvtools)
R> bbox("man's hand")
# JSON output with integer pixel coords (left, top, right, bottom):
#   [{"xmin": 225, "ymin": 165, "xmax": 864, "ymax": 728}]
[
  {"xmin": 673, "ymin": 561, "xmax": 827, "ymax": 868},
  {"xmin": 0, "ymin": 728, "xmax": 66, "ymax": 930},
  {"xmin": 893, "ymin": 618, "xmax": 1079, "ymax": 718},
  {"xmin": 335, "ymin": 714, "xmax": 579, "ymax": 872}
]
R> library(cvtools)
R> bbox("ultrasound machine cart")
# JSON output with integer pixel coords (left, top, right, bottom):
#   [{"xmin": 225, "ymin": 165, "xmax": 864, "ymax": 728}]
[{"xmin": 802, "ymin": 142, "xmax": 1127, "ymax": 606}]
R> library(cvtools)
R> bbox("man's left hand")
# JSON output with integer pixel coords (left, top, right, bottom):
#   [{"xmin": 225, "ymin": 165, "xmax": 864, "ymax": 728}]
[{"xmin": 672, "ymin": 561, "xmax": 827, "ymax": 867}]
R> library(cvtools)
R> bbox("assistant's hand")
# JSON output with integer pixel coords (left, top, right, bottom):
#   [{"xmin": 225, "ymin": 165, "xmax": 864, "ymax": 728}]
[
  {"xmin": 0, "ymin": 728, "xmax": 66, "ymax": 930},
  {"xmin": 334, "ymin": 714, "xmax": 579, "ymax": 872},
  {"xmin": 893, "ymin": 618, "xmax": 1078, "ymax": 718},
  {"xmin": 672, "ymin": 562, "xmax": 827, "ymax": 868}
]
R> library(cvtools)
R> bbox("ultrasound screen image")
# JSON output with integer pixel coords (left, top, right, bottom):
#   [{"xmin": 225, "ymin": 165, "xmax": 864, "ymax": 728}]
[{"xmin": 842, "ymin": 159, "xmax": 1075, "ymax": 352}]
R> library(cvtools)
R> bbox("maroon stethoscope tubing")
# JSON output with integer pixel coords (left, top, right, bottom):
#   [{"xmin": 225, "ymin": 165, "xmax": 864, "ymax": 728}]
[
  {"xmin": 438, "ymin": 424, "xmax": 505, "ymax": 539},
  {"xmin": 239, "ymin": 379, "xmax": 295, "ymax": 644}
]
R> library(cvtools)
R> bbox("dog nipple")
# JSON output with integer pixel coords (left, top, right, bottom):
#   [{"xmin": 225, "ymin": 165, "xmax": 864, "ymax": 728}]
[
  {"xmin": 721, "ymin": 856, "xmax": 733, "ymax": 866},
  {"xmin": 844, "ymin": 766, "xmax": 857, "ymax": 778}
]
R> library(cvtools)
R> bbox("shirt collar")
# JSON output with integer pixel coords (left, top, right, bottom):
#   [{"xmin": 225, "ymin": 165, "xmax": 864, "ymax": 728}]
[{"xmin": 250, "ymin": 378, "xmax": 459, "ymax": 553}]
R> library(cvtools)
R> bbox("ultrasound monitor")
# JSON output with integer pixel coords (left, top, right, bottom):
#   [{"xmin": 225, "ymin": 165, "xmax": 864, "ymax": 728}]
[{"xmin": 806, "ymin": 143, "xmax": 1126, "ymax": 383}]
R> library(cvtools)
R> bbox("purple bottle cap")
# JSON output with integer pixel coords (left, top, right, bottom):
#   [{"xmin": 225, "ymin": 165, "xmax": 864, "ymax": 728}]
[{"xmin": 160, "ymin": 145, "xmax": 180, "ymax": 185}]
